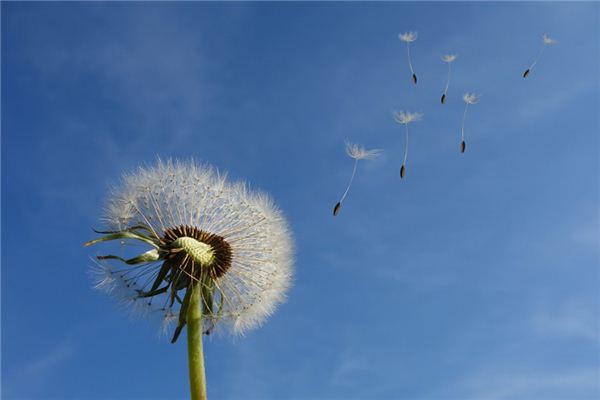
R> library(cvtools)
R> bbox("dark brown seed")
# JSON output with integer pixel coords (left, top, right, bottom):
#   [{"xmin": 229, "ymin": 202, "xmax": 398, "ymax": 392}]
[
  {"xmin": 333, "ymin": 202, "xmax": 341, "ymax": 216},
  {"xmin": 523, "ymin": 69, "xmax": 530, "ymax": 78},
  {"xmin": 412, "ymin": 73, "xmax": 417, "ymax": 85},
  {"xmin": 460, "ymin": 140, "xmax": 466, "ymax": 153},
  {"xmin": 441, "ymin": 94, "xmax": 446, "ymax": 104},
  {"xmin": 400, "ymin": 164, "xmax": 406, "ymax": 178}
]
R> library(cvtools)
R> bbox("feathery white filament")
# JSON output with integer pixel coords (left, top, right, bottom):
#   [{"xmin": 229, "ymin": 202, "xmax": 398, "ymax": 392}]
[
  {"xmin": 463, "ymin": 93, "xmax": 480, "ymax": 105},
  {"xmin": 403, "ymin": 124, "xmax": 410, "ymax": 166},
  {"xmin": 337, "ymin": 142, "xmax": 380, "ymax": 206},
  {"xmin": 461, "ymin": 93, "xmax": 480, "ymax": 142},
  {"xmin": 339, "ymin": 159, "xmax": 358, "ymax": 205},
  {"xmin": 101, "ymin": 159, "xmax": 294, "ymax": 336},
  {"xmin": 442, "ymin": 54, "xmax": 457, "ymax": 63},
  {"xmin": 399, "ymin": 32, "xmax": 417, "ymax": 78},
  {"xmin": 542, "ymin": 33, "xmax": 557, "ymax": 45},
  {"xmin": 442, "ymin": 54, "xmax": 456, "ymax": 96},
  {"xmin": 461, "ymin": 103, "xmax": 469, "ymax": 141},
  {"xmin": 399, "ymin": 31, "xmax": 417, "ymax": 43},
  {"xmin": 406, "ymin": 43, "xmax": 415, "ymax": 75},
  {"xmin": 443, "ymin": 61, "xmax": 452, "ymax": 95},
  {"xmin": 527, "ymin": 34, "xmax": 557, "ymax": 72},
  {"xmin": 393, "ymin": 111, "xmax": 422, "ymax": 170},
  {"xmin": 528, "ymin": 44, "xmax": 546, "ymax": 71},
  {"xmin": 393, "ymin": 111, "xmax": 423, "ymax": 125},
  {"xmin": 345, "ymin": 141, "xmax": 382, "ymax": 160}
]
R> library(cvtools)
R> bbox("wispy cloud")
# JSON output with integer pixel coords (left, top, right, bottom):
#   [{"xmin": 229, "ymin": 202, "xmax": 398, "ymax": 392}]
[
  {"xmin": 329, "ymin": 348, "xmax": 372, "ymax": 387},
  {"xmin": 457, "ymin": 368, "xmax": 600, "ymax": 399},
  {"xmin": 532, "ymin": 297, "xmax": 600, "ymax": 344},
  {"xmin": 516, "ymin": 78, "xmax": 599, "ymax": 120},
  {"xmin": 4, "ymin": 338, "xmax": 77, "ymax": 398},
  {"xmin": 23, "ymin": 340, "xmax": 76, "ymax": 376}
]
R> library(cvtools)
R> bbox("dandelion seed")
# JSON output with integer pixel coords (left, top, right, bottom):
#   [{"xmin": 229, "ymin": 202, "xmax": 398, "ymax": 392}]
[
  {"xmin": 85, "ymin": 159, "xmax": 294, "ymax": 400},
  {"xmin": 399, "ymin": 32, "xmax": 418, "ymax": 84},
  {"xmin": 393, "ymin": 111, "xmax": 423, "ymax": 178},
  {"xmin": 523, "ymin": 33, "xmax": 557, "ymax": 78},
  {"xmin": 161, "ymin": 308, "xmax": 178, "ymax": 337},
  {"xmin": 333, "ymin": 142, "xmax": 381, "ymax": 216},
  {"xmin": 440, "ymin": 54, "xmax": 457, "ymax": 104},
  {"xmin": 460, "ymin": 93, "xmax": 480, "ymax": 153}
]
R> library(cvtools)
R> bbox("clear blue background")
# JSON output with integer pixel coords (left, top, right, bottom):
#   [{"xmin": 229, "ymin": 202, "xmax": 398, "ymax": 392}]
[{"xmin": 2, "ymin": 2, "xmax": 599, "ymax": 399}]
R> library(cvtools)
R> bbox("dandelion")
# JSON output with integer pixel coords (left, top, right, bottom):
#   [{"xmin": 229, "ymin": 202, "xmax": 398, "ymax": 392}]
[
  {"xmin": 333, "ymin": 141, "xmax": 381, "ymax": 216},
  {"xmin": 399, "ymin": 32, "xmax": 418, "ymax": 84},
  {"xmin": 440, "ymin": 54, "xmax": 457, "ymax": 104},
  {"xmin": 393, "ymin": 111, "xmax": 423, "ymax": 178},
  {"xmin": 460, "ymin": 93, "xmax": 480, "ymax": 153},
  {"xmin": 523, "ymin": 33, "xmax": 557, "ymax": 78},
  {"xmin": 85, "ymin": 159, "xmax": 293, "ymax": 400}
]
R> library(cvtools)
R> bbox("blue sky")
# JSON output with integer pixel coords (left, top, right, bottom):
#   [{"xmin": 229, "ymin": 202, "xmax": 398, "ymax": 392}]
[{"xmin": 2, "ymin": 2, "xmax": 599, "ymax": 399}]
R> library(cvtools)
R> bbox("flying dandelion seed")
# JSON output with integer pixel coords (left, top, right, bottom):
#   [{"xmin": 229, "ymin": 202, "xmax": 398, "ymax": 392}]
[
  {"xmin": 86, "ymin": 159, "xmax": 293, "ymax": 400},
  {"xmin": 393, "ymin": 111, "xmax": 423, "ymax": 178},
  {"xmin": 333, "ymin": 141, "xmax": 381, "ymax": 216},
  {"xmin": 440, "ymin": 54, "xmax": 457, "ymax": 104},
  {"xmin": 460, "ymin": 93, "xmax": 480, "ymax": 153},
  {"xmin": 399, "ymin": 32, "xmax": 418, "ymax": 84},
  {"xmin": 523, "ymin": 33, "xmax": 557, "ymax": 78}
]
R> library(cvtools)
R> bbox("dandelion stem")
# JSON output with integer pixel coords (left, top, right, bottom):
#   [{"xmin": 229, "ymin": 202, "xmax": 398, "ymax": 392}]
[
  {"xmin": 339, "ymin": 158, "xmax": 358, "ymax": 205},
  {"xmin": 187, "ymin": 282, "xmax": 207, "ymax": 400}
]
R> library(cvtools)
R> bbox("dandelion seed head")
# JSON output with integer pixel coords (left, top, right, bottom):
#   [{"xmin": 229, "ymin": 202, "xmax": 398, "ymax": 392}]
[
  {"xmin": 393, "ymin": 111, "xmax": 424, "ymax": 125},
  {"xmin": 92, "ymin": 159, "xmax": 294, "ymax": 337},
  {"xmin": 345, "ymin": 141, "xmax": 382, "ymax": 160},
  {"xmin": 463, "ymin": 93, "xmax": 481, "ymax": 105},
  {"xmin": 442, "ymin": 54, "xmax": 457, "ymax": 63},
  {"xmin": 399, "ymin": 31, "xmax": 418, "ymax": 43},
  {"xmin": 543, "ymin": 33, "xmax": 557, "ymax": 45}
]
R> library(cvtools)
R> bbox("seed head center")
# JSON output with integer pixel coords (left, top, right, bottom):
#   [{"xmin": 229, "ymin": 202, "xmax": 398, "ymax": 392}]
[
  {"xmin": 163, "ymin": 225, "xmax": 232, "ymax": 279},
  {"xmin": 172, "ymin": 236, "xmax": 215, "ymax": 266}
]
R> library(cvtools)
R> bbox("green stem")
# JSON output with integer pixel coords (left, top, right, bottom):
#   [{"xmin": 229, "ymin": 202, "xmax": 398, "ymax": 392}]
[{"xmin": 187, "ymin": 283, "xmax": 207, "ymax": 400}]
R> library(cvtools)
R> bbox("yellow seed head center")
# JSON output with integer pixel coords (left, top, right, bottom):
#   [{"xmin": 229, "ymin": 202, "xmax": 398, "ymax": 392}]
[{"xmin": 172, "ymin": 236, "xmax": 215, "ymax": 266}]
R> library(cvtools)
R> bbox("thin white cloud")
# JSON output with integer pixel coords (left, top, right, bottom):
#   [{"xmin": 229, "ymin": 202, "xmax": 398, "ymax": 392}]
[
  {"xmin": 459, "ymin": 368, "xmax": 600, "ymax": 399},
  {"xmin": 3, "ymin": 338, "xmax": 77, "ymax": 398},
  {"xmin": 23, "ymin": 340, "xmax": 76, "ymax": 375},
  {"xmin": 532, "ymin": 297, "xmax": 600, "ymax": 344},
  {"xmin": 568, "ymin": 222, "xmax": 600, "ymax": 248},
  {"xmin": 516, "ymin": 78, "xmax": 599, "ymax": 120},
  {"xmin": 330, "ymin": 348, "xmax": 371, "ymax": 387}
]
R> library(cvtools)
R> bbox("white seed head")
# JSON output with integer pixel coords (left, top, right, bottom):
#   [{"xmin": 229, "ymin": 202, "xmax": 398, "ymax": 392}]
[
  {"xmin": 543, "ymin": 33, "xmax": 557, "ymax": 45},
  {"xmin": 345, "ymin": 141, "xmax": 382, "ymax": 160},
  {"xmin": 398, "ymin": 31, "xmax": 418, "ymax": 43},
  {"xmin": 442, "ymin": 54, "xmax": 457, "ymax": 63},
  {"xmin": 393, "ymin": 111, "xmax": 424, "ymax": 125},
  {"xmin": 98, "ymin": 159, "xmax": 294, "ymax": 336}
]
